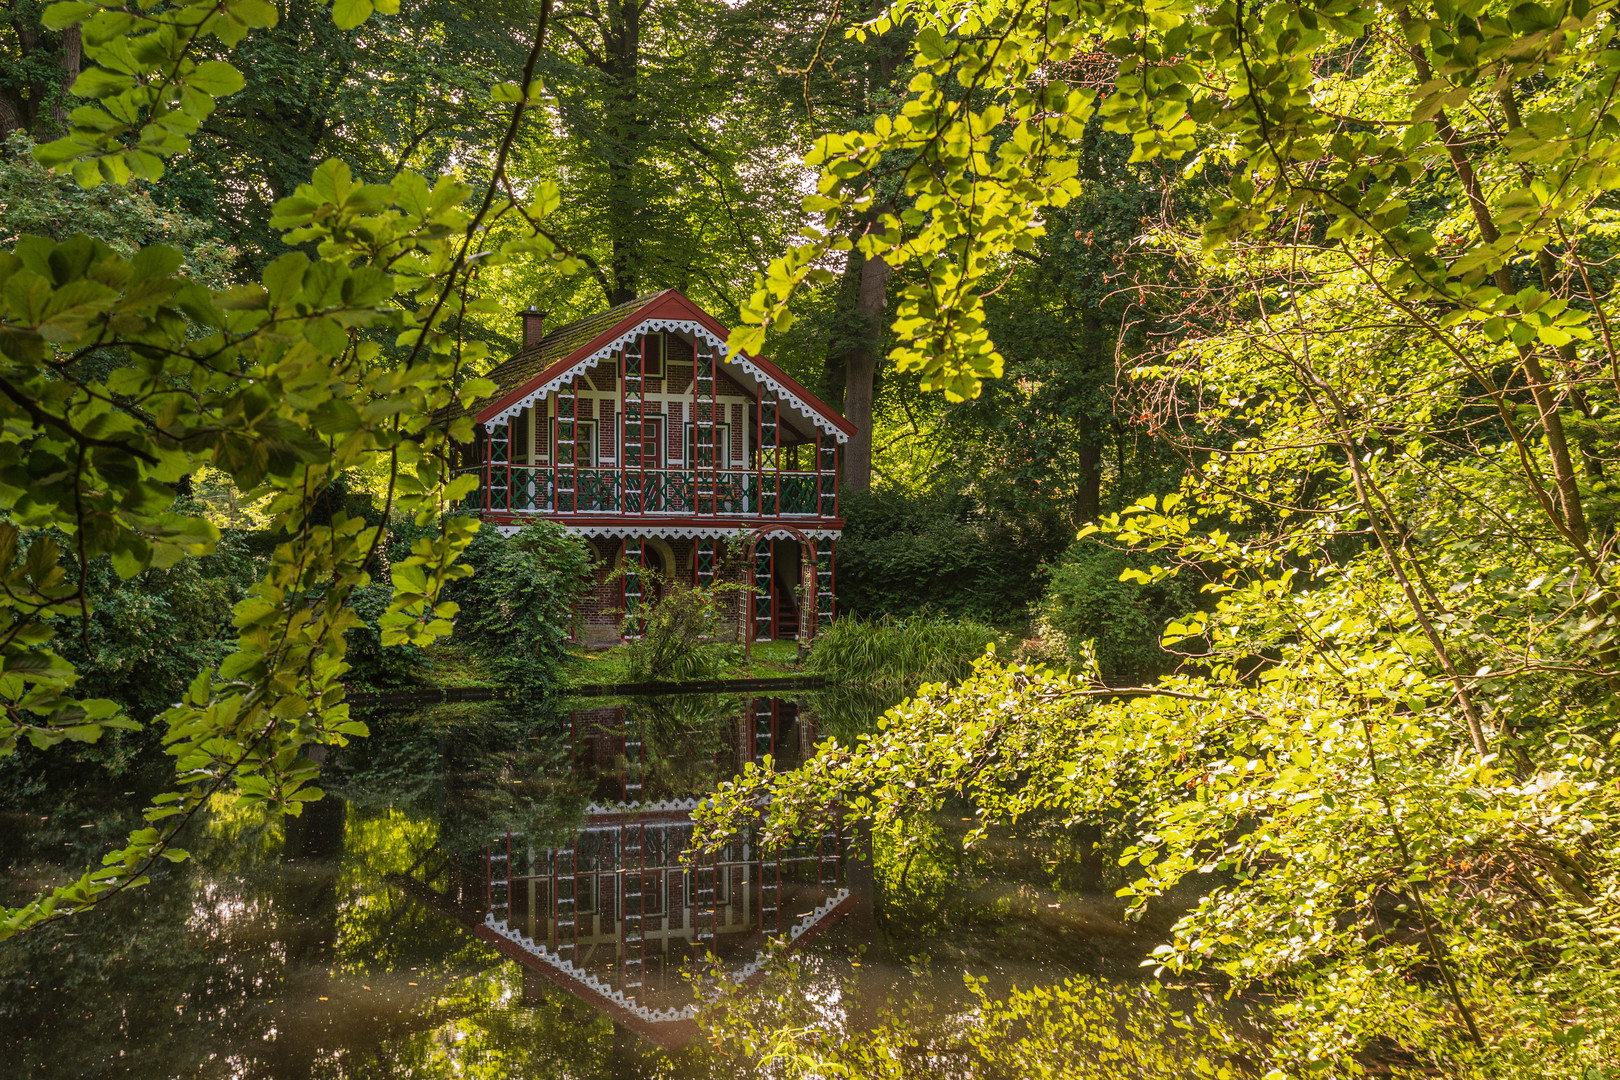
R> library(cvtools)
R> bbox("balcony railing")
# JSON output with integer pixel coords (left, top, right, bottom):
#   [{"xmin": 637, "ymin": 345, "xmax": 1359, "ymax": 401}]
[{"xmin": 463, "ymin": 466, "xmax": 835, "ymax": 518}]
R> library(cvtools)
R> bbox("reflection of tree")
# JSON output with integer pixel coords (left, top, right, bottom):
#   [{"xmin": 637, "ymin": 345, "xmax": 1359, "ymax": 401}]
[
  {"xmin": 328, "ymin": 700, "xmax": 592, "ymax": 856},
  {"xmin": 865, "ymin": 809, "xmax": 1157, "ymax": 982},
  {"xmin": 697, "ymin": 954, "xmax": 1259, "ymax": 1080},
  {"xmin": 796, "ymin": 686, "xmax": 905, "ymax": 744},
  {"xmin": 2, "ymin": 692, "xmax": 908, "ymax": 1077},
  {"xmin": 0, "ymin": 786, "xmax": 688, "ymax": 1078}
]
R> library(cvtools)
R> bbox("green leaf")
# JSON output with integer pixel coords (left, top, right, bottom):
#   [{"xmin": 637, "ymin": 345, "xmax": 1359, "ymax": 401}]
[{"xmin": 331, "ymin": 0, "xmax": 374, "ymax": 30}]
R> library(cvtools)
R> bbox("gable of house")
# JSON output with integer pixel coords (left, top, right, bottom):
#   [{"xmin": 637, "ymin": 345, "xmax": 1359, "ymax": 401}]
[{"xmin": 454, "ymin": 289, "xmax": 854, "ymax": 446}]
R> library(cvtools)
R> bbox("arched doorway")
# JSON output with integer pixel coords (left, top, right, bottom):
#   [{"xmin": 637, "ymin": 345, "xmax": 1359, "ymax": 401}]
[{"xmin": 742, "ymin": 526, "xmax": 836, "ymax": 658}]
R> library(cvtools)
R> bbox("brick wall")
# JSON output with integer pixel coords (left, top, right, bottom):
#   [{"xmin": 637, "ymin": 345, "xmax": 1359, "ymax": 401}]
[
  {"xmin": 578, "ymin": 537, "xmax": 625, "ymax": 645},
  {"xmin": 666, "ymin": 401, "xmax": 683, "ymax": 462}
]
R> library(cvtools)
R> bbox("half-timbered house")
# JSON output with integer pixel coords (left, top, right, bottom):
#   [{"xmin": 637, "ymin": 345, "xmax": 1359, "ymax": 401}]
[{"xmin": 450, "ymin": 290, "xmax": 854, "ymax": 644}]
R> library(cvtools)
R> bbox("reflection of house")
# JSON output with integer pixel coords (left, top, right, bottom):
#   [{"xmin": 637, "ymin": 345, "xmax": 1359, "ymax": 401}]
[
  {"xmin": 446, "ymin": 292, "xmax": 856, "ymax": 643},
  {"xmin": 474, "ymin": 701, "xmax": 851, "ymax": 1048}
]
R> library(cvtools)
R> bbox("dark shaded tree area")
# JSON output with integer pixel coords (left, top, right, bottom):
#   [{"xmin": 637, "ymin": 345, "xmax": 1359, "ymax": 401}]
[
  {"xmin": 185, "ymin": 0, "xmax": 536, "ymax": 279},
  {"xmin": 0, "ymin": 1, "xmax": 80, "ymax": 140},
  {"xmin": 820, "ymin": 121, "xmax": 1206, "ymax": 644}
]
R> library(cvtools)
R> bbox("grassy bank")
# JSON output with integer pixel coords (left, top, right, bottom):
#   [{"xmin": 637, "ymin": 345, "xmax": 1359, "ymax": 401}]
[{"xmin": 560, "ymin": 640, "xmax": 802, "ymax": 687}]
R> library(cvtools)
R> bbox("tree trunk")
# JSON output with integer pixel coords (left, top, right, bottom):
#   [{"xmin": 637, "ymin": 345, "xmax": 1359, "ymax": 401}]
[
  {"xmin": 49, "ymin": 26, "xmax": 81, "ymax": 132},
  {"xmin": 841, "ymin": 250, "xmax": 892, "ymax": 491},
  {"xmin": 824, "ymin": 5, "xmax": 903, "ymax": 490},
  {"xmin": 602, "ymin": 0, "xmax": 643, "ymax": 304},
  {"xmin": 1076, "ymin": 438, "xmax": 1101, "ymax": 524}
]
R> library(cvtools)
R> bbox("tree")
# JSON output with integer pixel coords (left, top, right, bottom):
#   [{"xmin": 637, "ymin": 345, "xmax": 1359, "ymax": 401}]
[
  {"xmin": 501, "ymin": 0, "xmax": 829, "ymax": 318},
  {"xmin": 0, "ymin": 1, "xmax": 80, "ymax": 139},
  {"xmin": 184, "ymin": 0, "xmax": 536, "ymax": 279},
  {"xmin": 0, "ymin": 0, "xmax": 580, "ymax": 937},
  {"xmin": 698, "ymin": 0, "xmax": 1620, "ymax": 1072},
  {"xmin": 815, "ymin": 7, "xmax": 910, "ymax": 489}
]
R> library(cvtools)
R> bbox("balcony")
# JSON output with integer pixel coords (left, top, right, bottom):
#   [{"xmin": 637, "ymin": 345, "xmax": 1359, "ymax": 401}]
[{"xmin": 462, "ymin": 466, "xmax": 838, "ymax": 520}]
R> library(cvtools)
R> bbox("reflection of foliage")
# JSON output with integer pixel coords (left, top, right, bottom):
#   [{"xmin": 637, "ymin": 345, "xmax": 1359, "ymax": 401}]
[
  {"xmin": 872, "ymin": 815, "xmax": 954, "ymax": 936},
  {"xmin": 327, "ymin": 701, "xmax": 588, "ymax": 857},
  {"xmin": 0, "ymin": 783, "xmax": 675, "ymax": 1078},
  {"xmin": 805, "ymin": 611, "xmax": 1004, "ymax": 689},
  {"xmin": 794, "ymin": 686, "xmax": 902, "ymax": 745},
  {"xmin": 699, "ymin": 954, "xmax": 1255, "ymax": 1079},
  {"xmin": 374, "ymin": 964, "xmax": 677, "ymax": 1080},
  {"xmin": 624, "ymin": 695, "xmax": 739, "ymax": 800},
  {"xmin": 866, "ymin": 808, "xmax": 1153, "ymax": 973}
]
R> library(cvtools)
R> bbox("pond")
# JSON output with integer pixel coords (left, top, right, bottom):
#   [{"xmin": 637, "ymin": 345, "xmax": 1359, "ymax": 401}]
[{"xmin": 0, "ymin": 691, "xmax": 1166, "ymax": 1078}]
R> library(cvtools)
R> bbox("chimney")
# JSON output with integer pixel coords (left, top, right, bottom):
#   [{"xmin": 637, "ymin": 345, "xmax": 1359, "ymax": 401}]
[{"xmin": 521, "ymin": 305, "xmax": 546, "ymax": 350}]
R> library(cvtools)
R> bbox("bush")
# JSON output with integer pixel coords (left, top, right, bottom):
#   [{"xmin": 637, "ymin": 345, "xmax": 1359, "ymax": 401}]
[
  {"xmin": 445, "ymin": 521, "xmax": 597, "ymax": 691},
  {"xmin": 1039, "ymin": 537, "xmax": 1204, "ymax": 686},
  {"xmin": 0, "ymin": 522, "xmax": 261, "ymax": 799},
  {"xmin": 54, "ymin": 525, "xmax": 260, "ymax": 723},
  {"xmin": 621, "ymin": 575, "xmax": 743, "ymax": 683},
  {"xmin": 343, "ymin": 579, "xmax": 435, "ymax": 690},
  {"xmin": 834, "ymin": 482, "xmax": 1069, "ymax": 628},
  {"xmin": 805, "ymin": 611, "xmax": 1004, "ymax": 689}
]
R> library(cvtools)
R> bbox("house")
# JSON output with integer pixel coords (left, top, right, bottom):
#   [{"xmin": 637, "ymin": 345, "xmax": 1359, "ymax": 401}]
[{"xmin": 449, "ymin": 290, "xmax": 854, "ymax": 644}]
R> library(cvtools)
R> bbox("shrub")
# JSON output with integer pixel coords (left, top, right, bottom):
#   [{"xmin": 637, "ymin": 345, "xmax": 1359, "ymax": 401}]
[
  {"xmin": 53, "ymin": 524, "xmax": 260, "ymax": 723},
  {"xmin": 834, "ymin": 482, "xmax": 1069, "ymax": 628},
  {"xmin": 1038, "ymin": 537, "xmax": 1204, "ymax": 686},
  {"xmin": 621, "ymin": 574, "xmax": 744, "ymax": 683},
  {"xmin": 805, "ymin": 611, "xmax": 1004, "ymax": 688},
  {"xmin": 445, "ymin": 521, "xmax": 597, "ymax": 690},
  {"xmin": 343, "ymin": 579, "xmax": 434, "ymax": 690}
]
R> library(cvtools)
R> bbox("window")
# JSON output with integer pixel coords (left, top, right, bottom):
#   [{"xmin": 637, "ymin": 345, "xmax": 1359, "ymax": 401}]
[
  {"xmin": 685, "ymin": 422, "xmax": 731, "ymax": 469},
  {"xmin": 636, "ymin": 333, "xmax": 666, "ymax": 379},
  {"xmin": 555, "ymin": 418, "xmax": 596, "ymax": 467},
  {"xmin": 623, "ymin": 414, "xmax": 662, "ymax": 468},
  {"xmin": 510, "ymin": 411, "xmax": 530, "ymax": 465}
]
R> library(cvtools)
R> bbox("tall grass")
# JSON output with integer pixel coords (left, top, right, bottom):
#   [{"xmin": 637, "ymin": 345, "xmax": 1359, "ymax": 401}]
[{"xmin": 805, "ymin": 612, "xmax": 1003, "ymax": 688}]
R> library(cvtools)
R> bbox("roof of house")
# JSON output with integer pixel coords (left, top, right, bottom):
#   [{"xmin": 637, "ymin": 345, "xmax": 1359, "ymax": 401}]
[
  {"xmin": 449, "ymin": 293, "xmax": 664, "ymax": 421},
  {"xmin": 448, "ymin": 289, "xmax": 857, "ymax": 442}
]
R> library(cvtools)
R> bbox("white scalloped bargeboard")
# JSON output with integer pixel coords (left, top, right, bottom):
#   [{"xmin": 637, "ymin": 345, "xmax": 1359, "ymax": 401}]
[
  {"xmin": 481, "ymin": 319, "xmax": 849, "ymax": 443},
  {"xmin": 490, "ymin": 524, "xmax": 843, "ymax": 542},
  {"xmin": 482, "ymin": 887, "xmax": 852, "ymax": 1023}
]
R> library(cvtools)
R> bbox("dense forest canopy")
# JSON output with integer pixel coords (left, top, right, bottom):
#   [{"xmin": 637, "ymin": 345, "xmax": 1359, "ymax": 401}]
[{"xmin": 2, "ymin": 0, "xmax": 1620, "ymax": 1074}]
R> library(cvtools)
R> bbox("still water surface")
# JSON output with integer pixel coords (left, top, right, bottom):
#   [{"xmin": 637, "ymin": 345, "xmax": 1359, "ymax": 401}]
[{"xmin": 0, "ymin": 693, "xmax": 1156, "ymax": 1077}]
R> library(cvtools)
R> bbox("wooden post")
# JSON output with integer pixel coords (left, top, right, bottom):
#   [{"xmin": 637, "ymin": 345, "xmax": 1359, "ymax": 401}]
[
  {"xmin": 815, "ymin": 536, "xmax": 835, "ymax": 633},
  {"xmin": 623, "ymin": 537, "xmax": 646, "ymax": 640},
  {"xmin": 818, "ymin": 430, "xmax": 837, "ymax": 518},
  {"xmin": 757, "ymin": 389, "xmax": 780, "ymax": 516},
  {"xmin": 556, "ymin": 376, "xmax": 579, "ymax": 513},
  {"xmin": 693, "ymin": 338, "xmax": 718, "ymax": 515},
  {"xmin": 625, "ymin": 336, "xmax": 647, "ymax": 514},
  {"xmin": 488, "ymin": 420, "xmax": 510, "ymax": 512}
]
